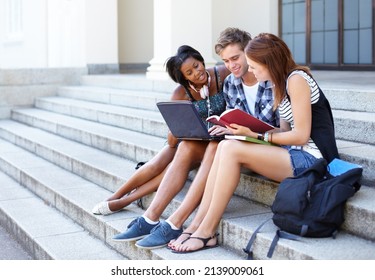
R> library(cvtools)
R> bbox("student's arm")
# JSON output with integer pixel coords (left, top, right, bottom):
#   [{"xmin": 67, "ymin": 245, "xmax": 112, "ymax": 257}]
[
  {"xmin": 281, "ymin": 74, "xmax": 312, "ymax": 145},
  {"xmin": 263, "ymin": 75, "xmax": 311, "ymax": 146},
  {"xmin": 226, "ymin": 75, "xmax": 312, "ymax": 146}
]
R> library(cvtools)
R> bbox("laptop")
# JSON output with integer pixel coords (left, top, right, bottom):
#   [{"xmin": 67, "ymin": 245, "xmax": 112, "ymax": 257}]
[{"xmin": 156, "ymin": 100, "xmax": 224, "ymax": 140}]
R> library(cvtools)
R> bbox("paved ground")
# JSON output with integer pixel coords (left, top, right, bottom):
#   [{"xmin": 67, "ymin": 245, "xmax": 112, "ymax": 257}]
[{"xmin": 0, "ymin": 223, "xmax": 33, "ymax": 260}]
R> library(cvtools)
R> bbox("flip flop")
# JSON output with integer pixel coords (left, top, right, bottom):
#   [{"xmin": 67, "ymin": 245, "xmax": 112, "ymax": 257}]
[{"xmin": 171, "ymin": 233, "xmax": 219, "ymax": 254}]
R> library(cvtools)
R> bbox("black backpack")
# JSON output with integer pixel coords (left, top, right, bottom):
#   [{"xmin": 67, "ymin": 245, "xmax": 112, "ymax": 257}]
[{"xmin": 243, "ymin": 158, "xmax": 363, "ymax": 260}]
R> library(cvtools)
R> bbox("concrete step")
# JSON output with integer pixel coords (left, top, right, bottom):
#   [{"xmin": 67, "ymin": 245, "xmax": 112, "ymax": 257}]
[
  {"xmin": 79, "ymin": 73, "xmax": 375, "ymax": 113},
  {"xmin": 58, "ymin": 86, "xmax": 170, "ymax": 111},
  {"xmin": 0, "ymin": 139, "xmax": 242, "ymax": 260},
  {"xmin": 333, "ymin": 109, "xmax": 375, "ymax": 145},
  {"xmin": 0, "ymin": 139, "xmax": 374, "ymax": 260},
  {"xmin": 36, "ymin": 96, "xmax": 375, "ymax": 146},
  {"xmin": 223, "ymin": 212, "xmax": 375, "ymax": 260},
  {"xmin": 323, "ymin": 88, "xmax": 375, "ymax": 113},
  {"xmin": 35, "ymin": 96, "xmax": 168, "ymax": 137},
  {"xmin": 0, "ymin": 120, "xmax": 374, "ymax": 243},
  {"xmin": 80, "ymin": 74, "xmax": 176, "ymax": 94},
  {"xmin": 0, "ymin": 172, "xmax": 125, "ymax": 260},
  {"xmin": 7, "ymin": 107, "xmax": 375, "ymax": 187},
  {"xmin": 0, "ymin": 119, "xmax": 144, "ymax": 192},
  {"xmin": 10, "ymin": 108, "xmax": 166, "ymax": 163},
  {"xmin": 0, "ymin": 218, "xmax": 32, "ymax": 260},
  {"xmin": 2, "ymin": 72, "xmax": 375, "ymax": 260},
  {"xmin": 20, "ymin": 94, "xmax": 375, "ymax": 151},
  {"xmin": 336, "ymin": 139, "xmax": 375, "ymax": 186}
]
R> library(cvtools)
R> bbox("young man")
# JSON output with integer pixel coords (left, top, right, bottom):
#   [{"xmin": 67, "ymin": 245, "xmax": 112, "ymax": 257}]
[
  {"xmin": 113, "ymin": 28, "xmax": 279, "ymax": 249},
  {"xmin": 215, "ymin": 28, "xmax": 278, "ymax": 128}
]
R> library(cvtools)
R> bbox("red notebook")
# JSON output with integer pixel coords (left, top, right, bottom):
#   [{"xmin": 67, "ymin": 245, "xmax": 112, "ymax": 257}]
[{"xmin": 206, "ymin": 108, "xmax": 274, "ymax": 133}]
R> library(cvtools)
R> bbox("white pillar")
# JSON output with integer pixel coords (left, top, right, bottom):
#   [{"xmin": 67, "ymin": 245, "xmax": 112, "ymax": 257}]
[
  {"xmin": 147, "ymin": 0, "xmax": 216, "ymax": 80},
  {"xmin": 85, "ymin": 0, "xmax": 118, "ymax": 70},
  {"xmin": 47, "ymin": 0, "xmax": 86, "ymax": 67}
]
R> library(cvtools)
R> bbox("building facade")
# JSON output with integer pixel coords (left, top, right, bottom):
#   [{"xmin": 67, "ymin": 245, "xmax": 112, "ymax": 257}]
[{"xmin": 0, "ymin": 0, "xmax": 373, "ymax": 74}]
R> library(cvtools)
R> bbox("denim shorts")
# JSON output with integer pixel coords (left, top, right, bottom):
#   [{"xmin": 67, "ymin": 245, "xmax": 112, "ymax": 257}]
[{"xmin": 286, "ymin": 147, "xmax": 318, "ymax": 176}]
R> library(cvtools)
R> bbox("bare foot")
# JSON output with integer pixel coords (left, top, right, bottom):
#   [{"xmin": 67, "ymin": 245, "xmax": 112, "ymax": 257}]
[
  {"xmin": 173, "ymin": 233, "xmax": 218, "ymax": 253},
  {"xmin": 168, "ymin": 232, "xmax": 192, "ymax": 249}
]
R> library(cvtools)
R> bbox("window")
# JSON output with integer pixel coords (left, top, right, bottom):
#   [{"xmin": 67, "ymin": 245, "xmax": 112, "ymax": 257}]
[
  {"xmin": 343, "ymin": 0, "xmax": 372, "ymax": 64},
  {"xmin": 280, "ymin": 0, "xmax": 374, "ymax": 68},
  {"xmin": 281, "ymin": 0, "xmax": 307, "ymax": 64},
  {"xmin": 311, "ymin": 0, "xmax": 338, "ymax": 64}
]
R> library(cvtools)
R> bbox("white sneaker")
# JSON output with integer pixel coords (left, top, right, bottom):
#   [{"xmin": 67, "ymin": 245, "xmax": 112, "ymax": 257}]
[{"xmin": 92, "ymin": 201, "xmax": 116, "ymax": 215}]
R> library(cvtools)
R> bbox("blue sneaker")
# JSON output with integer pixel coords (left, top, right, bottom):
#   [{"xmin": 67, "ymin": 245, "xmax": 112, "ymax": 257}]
[
  {"xmin": 135, "ymin": 221, "xmax": 182, "ymax": 249},
  {"xmin": 112, "ymin": 217, "xmax": 159, "ymax": 242}
]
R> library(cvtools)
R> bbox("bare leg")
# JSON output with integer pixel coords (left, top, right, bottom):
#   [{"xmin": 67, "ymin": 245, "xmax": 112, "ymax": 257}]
[
  {"xmin": 103, "ymin": 145, "xmax": 176, "ymax": 211},
  {"xmin": 106, "ymin": 165, "xmax": 169, "ymax": 211},
  {"xmin": 175, "ymin": 140, "xmax": 293, "ymax": 252},
  {"xmin": 143, "ymin": 140, "xmax": 209, "ymax": 221},
  {"xmin": 166, "ymin": 141, "xmax": 219, "ymax": 247},
  {"xmin": 173, "ymin": 140, "xmax": 226, "ymax": 239}
]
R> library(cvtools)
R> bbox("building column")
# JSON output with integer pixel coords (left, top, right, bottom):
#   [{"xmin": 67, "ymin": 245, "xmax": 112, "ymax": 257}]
[
  {"xmin": 85, "ymin": 0, "xmax": 119, "ymax": 74},
  {"xmin": 146, "ymin": 0, "xmax": 216, "ymax": 80},
  {"xmin": 47, "ymin": 0, "xmax": 86, "ymax": 68}
]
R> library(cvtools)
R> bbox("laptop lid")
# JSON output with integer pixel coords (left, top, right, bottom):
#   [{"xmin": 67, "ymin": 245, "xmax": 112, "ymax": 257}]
[{"xmin": 157, "ymin": 101, "xmax": 220, "ymax": 140}]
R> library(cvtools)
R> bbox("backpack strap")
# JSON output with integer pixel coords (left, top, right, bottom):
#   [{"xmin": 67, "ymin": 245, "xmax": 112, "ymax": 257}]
[
  {"xmin": 267, "ymin": 226, "xmax": 338, "ymax": 259},
  {"xmin": 244, "ymin": 219, "xmax": 308, "ymax": 259},
  {"xmin": 243, "ymin": 218, "xmax": 271, "ymax": 260},
  {"xmin": 267, "ymin": 230, "xmax": 301, "ymax": 258},
  {"xmin": 301, "ymin": 224, "xmax": 308, "ymax": 236}
]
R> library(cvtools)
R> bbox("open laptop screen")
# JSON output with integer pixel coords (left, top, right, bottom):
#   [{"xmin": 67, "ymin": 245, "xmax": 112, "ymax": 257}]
[{"xmin": 157, "ymin": 101, "xmax": 222, "ymax": 140}]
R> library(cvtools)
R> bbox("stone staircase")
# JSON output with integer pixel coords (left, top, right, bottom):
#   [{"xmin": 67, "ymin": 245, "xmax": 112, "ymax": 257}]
[{"xmin": 0, "ymin": 73, "xmax": 374, "ymax": 260}]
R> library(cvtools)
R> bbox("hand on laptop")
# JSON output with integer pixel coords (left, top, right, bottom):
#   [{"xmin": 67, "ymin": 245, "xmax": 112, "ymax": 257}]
[{"xmin": 209, "ymin": 125, "xmax": 231, "ymax": 136}]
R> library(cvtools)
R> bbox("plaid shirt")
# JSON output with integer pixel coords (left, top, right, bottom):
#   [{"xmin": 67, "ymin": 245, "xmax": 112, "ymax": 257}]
[{"xmin": 223, "ymin": 74, "xmax": 279, "ymax": 127}]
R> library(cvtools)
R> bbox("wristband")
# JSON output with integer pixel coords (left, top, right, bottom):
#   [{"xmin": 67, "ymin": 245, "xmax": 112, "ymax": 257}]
[{"xmin": 264, "ymin": 132, "xmax": 269, "ymax": 142}]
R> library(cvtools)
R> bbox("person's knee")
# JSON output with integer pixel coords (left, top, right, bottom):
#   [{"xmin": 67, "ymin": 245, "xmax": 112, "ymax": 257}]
[
  {"xmin": 219, "ymin": 140, "xmax": 241, "ymax": 158},
  {"xmin": 176, "ymin": 141, "xmax": 205, "ymax": 162},
  {"xmin": 178, "ymin": 141, "xmax": 197, "ymax": 151},
  {"xmin": 217, "ymin": 139, "xmax": 231, "ymax": 151},
  {"xmin": 144, "ymin": 159, "xmax": 166, "ymax": 175}
]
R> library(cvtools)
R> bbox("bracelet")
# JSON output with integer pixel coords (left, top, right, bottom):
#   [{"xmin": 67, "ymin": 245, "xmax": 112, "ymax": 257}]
[
  {"xmin": 269, "ymin": 132, "xmax": 273, "ymax": 143},
  {"xmin": 264, "ymin": 132, "xmax": 269, "ymax": 142},
  {"xmin": 257, "ymin": 133, "xmax": 264, "ymax": 141}
]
